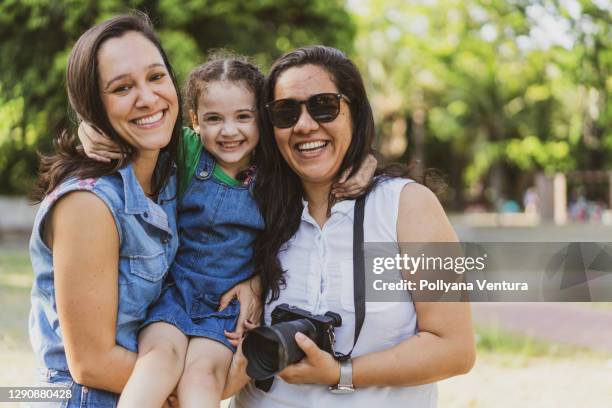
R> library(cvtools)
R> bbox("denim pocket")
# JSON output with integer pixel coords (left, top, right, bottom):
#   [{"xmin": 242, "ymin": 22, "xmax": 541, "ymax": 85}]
[
  {"xmin": 128, "ymin": 251, "xmax": 168, "ymax": 282},
  {"xmin": 44, "ymin": 369, "xmax": 74, "ymax": 387},
  {"xmin": 36, "ymin": 370, "xmax": 76, "ymax": 408},
  {"xmin": 191, "ymin": 294, "xmax": 239, "ymax": 320}
]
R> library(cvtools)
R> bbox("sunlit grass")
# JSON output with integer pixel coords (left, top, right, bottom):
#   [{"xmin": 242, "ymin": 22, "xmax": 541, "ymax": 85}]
[
  {"xmin": 475, "ymin": 324, "xmax": 602, "ymax": 367},
  {"xmin": 0, "ymin": 249, "xmax": 32, "ymax": 288},
  {"xmin": 0, "ymin": 249, "xmax": 32, "ymax": 349}
]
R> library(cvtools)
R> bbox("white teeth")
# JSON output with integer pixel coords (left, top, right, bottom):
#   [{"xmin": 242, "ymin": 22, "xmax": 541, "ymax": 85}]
[
  {"xmin": 220, "ymin": 141, "xmax": 243, "ymax": 148},
  {"xmin": 297, "ymin": 141, "xmax": 328, "ymax": 151},
  {"xmin": 134, "ymin": 111, "xmax": 163, "ymax": 125}
]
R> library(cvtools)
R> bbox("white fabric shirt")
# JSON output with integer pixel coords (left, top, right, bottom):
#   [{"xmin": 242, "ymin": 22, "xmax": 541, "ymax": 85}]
[{"xmin": 232, "ymin": 178, "xmax": 437, "ymax": 408}]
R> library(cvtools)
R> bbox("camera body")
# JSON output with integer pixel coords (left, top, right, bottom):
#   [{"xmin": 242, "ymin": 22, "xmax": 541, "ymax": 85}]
[
  {"xmin": 243, "ymin": 303, "xmax": 343, "ymax": 380},
  {"xmin": 271, "ymin": 303, "xmax": 342, "ymax": 354}
]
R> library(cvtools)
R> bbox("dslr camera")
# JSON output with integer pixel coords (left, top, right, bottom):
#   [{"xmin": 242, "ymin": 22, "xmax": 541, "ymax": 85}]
[{"xmin": 242, "ymin": 303, "xmax": 342, "ymax": 380}]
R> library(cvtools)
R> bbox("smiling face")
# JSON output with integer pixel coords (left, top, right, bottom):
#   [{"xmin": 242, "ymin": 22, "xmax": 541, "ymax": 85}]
[
  {"xmin": 97, "ymin": 31, "xmax": 178, "ymax": 156},
  {"xmin": 190, "ymin": 80, "xmax": 258, "ymax": 177},
  {"xmin": 272, "ymin": 64, "xmax": 352, "ymax": 186}
]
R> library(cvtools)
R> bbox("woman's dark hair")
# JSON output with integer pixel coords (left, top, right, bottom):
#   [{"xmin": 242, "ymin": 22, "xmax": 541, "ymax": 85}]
[
  {"xmin": 254, "ymin": 45, "xmax": 414, "ymax": 303},
  {"xmin": 31, "ymin": 12, "xmax": 183, "ymax": 202},
  {"xmin": 184, "ymin": 50, "xmax": 264, "ymax": 119}
]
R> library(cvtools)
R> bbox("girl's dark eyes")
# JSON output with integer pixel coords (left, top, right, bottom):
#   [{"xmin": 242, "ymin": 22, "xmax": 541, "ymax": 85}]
[
  {"xmin": 205, "ymin": 115, "xmax": 222, "ymax": 122},
  {"xmin": 238, "ymin": 113, "xmax": 253, "ymax": 120}
]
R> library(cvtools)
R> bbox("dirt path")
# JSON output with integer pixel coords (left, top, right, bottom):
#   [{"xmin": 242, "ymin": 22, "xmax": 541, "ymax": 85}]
[
  {"xmin": 438, "ymin": 354, "xmax": 612, "ymax": 408},
  {"xmin": 472, "ymin": 303, "xmax": 612, "ymax": 353},
  {"xmin": 3, "ymin": 348, "xmax": 610, "ymax": 408}
]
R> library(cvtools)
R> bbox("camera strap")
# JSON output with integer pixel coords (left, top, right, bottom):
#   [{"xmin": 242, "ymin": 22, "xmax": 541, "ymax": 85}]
[
  {"xmin": 332, "ymin": 194, "xmax": 366, "ymax": 362},
  {"xmin": 254, "ymin": 195, "xmax": 367, "ymax": 391}
]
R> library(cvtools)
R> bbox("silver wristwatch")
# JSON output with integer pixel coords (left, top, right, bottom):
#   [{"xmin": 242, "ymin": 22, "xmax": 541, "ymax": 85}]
[{"xmin": 329, "ymin": 359, "xmax": 354, "ymax": 394}]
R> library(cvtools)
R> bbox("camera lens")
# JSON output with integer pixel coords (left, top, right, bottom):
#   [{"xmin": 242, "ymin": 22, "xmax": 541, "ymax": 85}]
[{"xmin": 243, "ymin": 319, "xmax": 317, "ymax": 380}]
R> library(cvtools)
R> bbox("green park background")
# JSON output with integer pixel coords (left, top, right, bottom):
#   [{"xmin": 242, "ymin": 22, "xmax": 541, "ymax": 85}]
[
  {"xmin": 1, "ymin": 1, "xmax": 612, "ymax": 407},
  {"xmin": 1, "ymin": 0, "xmax": 611, "ymax": 211}
]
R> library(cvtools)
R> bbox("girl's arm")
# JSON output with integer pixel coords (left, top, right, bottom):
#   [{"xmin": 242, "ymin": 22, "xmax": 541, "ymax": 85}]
[
  {"xmin": 49, "ymin": 191, "xmax": 136, "ymax": 392},
  {"xmin": 77, "ymin": 121, "xmax": 122, "ymax": 162},
  {"xmin": 278, "ymin": 183, "xmax": 475, "ymax": 387}
]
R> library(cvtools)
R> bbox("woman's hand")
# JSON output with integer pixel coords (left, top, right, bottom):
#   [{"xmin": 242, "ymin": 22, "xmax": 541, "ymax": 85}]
[
  {"xmin": 77, "ymin": 121, "xmax": 123, "ymax": 162},
  {"xmin": 332, "ymin": 153, "xmax": 377, "ymax": 199},
  {"xmin": 278, "ymin": 332, "xmax": 340, "ymax": 386},
  {"xmin": 220, "ymin": 275, "xmax": 263, "ymax": 346}
]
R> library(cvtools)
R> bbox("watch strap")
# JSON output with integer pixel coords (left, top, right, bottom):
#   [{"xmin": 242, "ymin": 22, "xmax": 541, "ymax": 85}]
[
  {"xmin": 338, "ymin": 358, "xmax": 353, "ymax": 387},
  {"xmin": 329, "ymin": 359, "xmax": 354, "ymax": 394}
]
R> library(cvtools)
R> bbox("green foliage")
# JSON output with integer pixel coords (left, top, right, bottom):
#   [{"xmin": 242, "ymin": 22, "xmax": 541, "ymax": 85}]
[
  {"xmin": 352, "ymin": 0, "xmax": 612, "ymax": 208},
  {"xmin": 0, "ymin": 0, "xmax": 355, "ymax": 194},
  {"xmin": 3, "ymin": 0, "xmax": 611, "ymax": 205}
]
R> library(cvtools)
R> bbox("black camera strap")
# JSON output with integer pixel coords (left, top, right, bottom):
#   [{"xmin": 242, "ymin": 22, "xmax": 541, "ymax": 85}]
[
  {"xmin": 332, "ymin": 194, "xmax": 366, "ymax": 361},
  {"xmin": 254, "ymin": 195, "xmax": 367, "ymax": 391}
]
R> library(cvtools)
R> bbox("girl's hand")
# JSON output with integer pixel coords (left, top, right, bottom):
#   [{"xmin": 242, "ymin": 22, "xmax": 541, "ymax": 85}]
[
  {"xmin": 332, "ymin": 153, "xmax": 377, "ymax": 199},
  {"xmin": 278, "ymin": 332, "xmax": 341, "ymax": 386},
  {"xmin": 220, "ymin": 275, "xmax": 263, "ymax": 346},
  {"xmin": 77, "ymin": 121, "xmax": 123, "ymax": 162}
]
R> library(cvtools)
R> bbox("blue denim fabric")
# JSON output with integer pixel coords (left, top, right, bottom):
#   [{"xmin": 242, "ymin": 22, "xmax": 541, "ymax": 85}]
[
  {"xmin": 31, "ymin": 369, "xmax": 118, "ymax": 407},
  {"xmin": 145, "ymin": 149, "xmax": 264, "ymax": 350},
  {"xmin": 28, "ymin": 163, "xmax": 178, "ymax": 404}
]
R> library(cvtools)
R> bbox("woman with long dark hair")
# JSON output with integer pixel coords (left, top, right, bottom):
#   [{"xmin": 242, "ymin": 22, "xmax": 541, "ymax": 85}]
[
  {"xmin": 227, "ymin": 46, "xmax": 476, "ymax": 407},
  {"xmin": 29, "ymin": 14, "xmax": 261, "ymax": 406}
]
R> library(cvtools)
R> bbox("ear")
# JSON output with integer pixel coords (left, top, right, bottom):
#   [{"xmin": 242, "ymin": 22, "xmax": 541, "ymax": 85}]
[{"xmin": 189, "ymin": 109, "xmax": 200, "ymax": 133}]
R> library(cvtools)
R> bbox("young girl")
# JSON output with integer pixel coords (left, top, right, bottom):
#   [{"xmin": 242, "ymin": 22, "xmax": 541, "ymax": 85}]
[
  {"xmin": 81, "ymin": 54, "xmax": 265, "ymax": 407},
  {"xmin": 78, "ymin": 54, "xmax": 378, "ymax": 407}
]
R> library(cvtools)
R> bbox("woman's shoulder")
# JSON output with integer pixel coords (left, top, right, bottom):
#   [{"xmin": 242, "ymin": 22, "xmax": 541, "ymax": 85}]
[
  {"xmin": 33, "ymin": 174, "xmax": 123, "ymax": 247},
  {"xmin": 38, "ymin": 171, "xmax": 131, "ymax": 230},
  {"xmin": 43, "ymin": 174, "xmax": 116, "ymax": 206},
  {"xmin": 368, "ymin": 176, "xmax": 418, "ymax": 200},
  {"xmin": 364, "ymin": 177, "xmax": 447, "ymax": 241},
  {"xmin": 392, "ymin": 180, "xmax": 457, "ymax": 243},
  {"xmin": 371, "ymin": 176, "xmax": 439, "ymax": 206}
]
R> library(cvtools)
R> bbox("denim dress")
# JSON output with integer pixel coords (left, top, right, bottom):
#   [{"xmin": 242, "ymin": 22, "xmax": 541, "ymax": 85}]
[
  {"xmin": 145, "ymin": 149, "xmax": 264, "ymax": 350},
  {"xmin": 28, "ymin": 164, "xmax": 178, "ymax": 407}
]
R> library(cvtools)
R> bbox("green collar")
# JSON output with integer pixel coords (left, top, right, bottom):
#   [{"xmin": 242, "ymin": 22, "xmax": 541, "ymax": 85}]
[{"xmin": 213, "ymin": 164, "xmax": 241, "ymax": 187}]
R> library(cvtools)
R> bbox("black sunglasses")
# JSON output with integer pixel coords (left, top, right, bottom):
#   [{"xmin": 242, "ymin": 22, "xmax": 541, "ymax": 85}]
[{"xmin": 265, "ymin": 93, "xmax": 350, "ymax": 129}]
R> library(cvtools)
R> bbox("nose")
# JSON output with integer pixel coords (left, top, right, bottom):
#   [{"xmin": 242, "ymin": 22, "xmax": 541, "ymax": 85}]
[
  {"xmin": 220, "ymin": 120, "xmax": 239, "ymax": 137},
  {"xmin": 135, "ymin": 83, "xmax": 158, "ymax": 108},
  {"xmin": 292, "ymin": 104, "xmax": 319, "ymax": 134}
]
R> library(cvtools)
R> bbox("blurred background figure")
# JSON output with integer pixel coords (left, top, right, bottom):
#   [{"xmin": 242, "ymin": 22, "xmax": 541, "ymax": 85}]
[{"xmin": 523, "ymin": 187, "xmax": 538, "ymax": 215}]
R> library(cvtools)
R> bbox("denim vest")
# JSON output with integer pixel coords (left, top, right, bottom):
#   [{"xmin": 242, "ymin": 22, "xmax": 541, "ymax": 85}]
[
  {"xmin": 29, "ymin": 164, "xmax": 178, "ymax": 373},
  {"xmin": 170, "ymin": 149, "xmax": 264, "ymax": 315}
]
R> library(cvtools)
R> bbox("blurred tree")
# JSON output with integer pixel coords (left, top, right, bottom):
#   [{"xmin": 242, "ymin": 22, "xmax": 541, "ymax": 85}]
[
  {"xmin": 351, "ymin": 0, "xmax": 611, "ymax": 210},
  {"xmin": 566, "ymin": 0, "xmax": 612, "ymax": 169},
  {"xmin": 0, "ymin": 0, "xmax": 355, "ymax": 194}
]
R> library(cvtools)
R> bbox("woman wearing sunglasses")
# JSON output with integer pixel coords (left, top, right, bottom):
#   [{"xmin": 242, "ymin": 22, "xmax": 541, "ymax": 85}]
[{"xmin": 227, "ymin": 46, "xmax": 476, "ymax": 407}]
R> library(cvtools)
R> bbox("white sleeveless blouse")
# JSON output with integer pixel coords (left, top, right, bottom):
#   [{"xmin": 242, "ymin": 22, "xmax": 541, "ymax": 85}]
[{"xmin": 232, "ymin": 178, "xmax": 437, "ymax": 408}]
